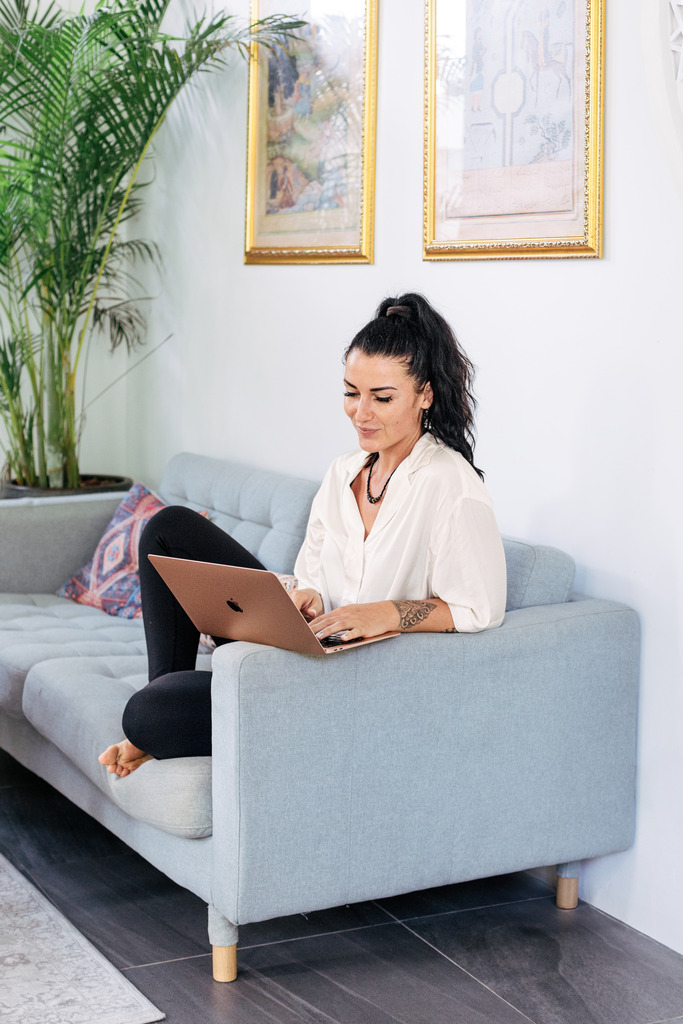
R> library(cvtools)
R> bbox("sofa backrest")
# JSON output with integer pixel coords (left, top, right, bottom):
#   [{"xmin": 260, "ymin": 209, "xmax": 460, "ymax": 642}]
[
  {"xmin": 160, "ymin": 453, "xmax": 575, "ymax": 610},
  {"xmin": 159, "ymin": 453, "xmax": 319, "ymax": 575},
  {"xmin": 502, "ymin": 538, "xmax": 575, "ymax": 610}
]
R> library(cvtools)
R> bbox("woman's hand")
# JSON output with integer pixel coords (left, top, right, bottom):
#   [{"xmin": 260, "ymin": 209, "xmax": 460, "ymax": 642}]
[
  {"xmin": 311, "ymin": 598, "xmax": 456, "ymax": 640},
  {"xmin": 311, "ymin": 601, "xmax": 398, "ymax": 641},
  {"xmin": 288, "ymin": 587, "xmax": 324, "ymax": 621}
]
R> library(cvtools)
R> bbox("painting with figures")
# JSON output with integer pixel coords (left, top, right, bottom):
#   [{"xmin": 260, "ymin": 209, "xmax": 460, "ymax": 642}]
[{"xmin": 246, "ymin": 0, "xmax": 376, "ymax": 263}]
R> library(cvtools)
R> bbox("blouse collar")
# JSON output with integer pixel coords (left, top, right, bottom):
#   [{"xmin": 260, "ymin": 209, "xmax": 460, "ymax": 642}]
[
  {"xmin": 342, "ymin": 433, "xmax": 442, "ymax": 543},
  {"xmin": 343, "ymin": 431, "xmax": 441, "ymax": 486}
]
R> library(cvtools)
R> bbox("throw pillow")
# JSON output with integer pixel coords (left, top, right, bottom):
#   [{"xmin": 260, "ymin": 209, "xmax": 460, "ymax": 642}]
[{"xmin": 57, "ymin": 484, "xmax": 168, "ymax": 618}]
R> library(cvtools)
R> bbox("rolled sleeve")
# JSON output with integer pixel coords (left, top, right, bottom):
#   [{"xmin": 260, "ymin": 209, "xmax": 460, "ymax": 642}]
[
  {"xmin": 432, "ymin": 497, "xmax": 507, "ymax": 632},
  {"xmin": 293, "ymin": 486, "xmax": 327, "ymax": 597}
]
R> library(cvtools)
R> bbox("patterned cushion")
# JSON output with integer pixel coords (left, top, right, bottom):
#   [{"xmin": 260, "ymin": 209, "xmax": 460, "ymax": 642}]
[{"xmin": 56, "ymin": 484, "xmax": 166, "ymax": 619}]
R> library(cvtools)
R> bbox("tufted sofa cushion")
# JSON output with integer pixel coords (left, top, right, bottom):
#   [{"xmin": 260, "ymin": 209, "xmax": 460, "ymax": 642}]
[
  {"xmin": 159, "ymin": 452, "xmax": 319, "ymax": 575},
  {"xmin": 22, "ymin": 654, "xmax": 214, "ymax": 838},
  {"xmin": 0, "ymin": 596, "xmax": 146, "ymax": 719}
]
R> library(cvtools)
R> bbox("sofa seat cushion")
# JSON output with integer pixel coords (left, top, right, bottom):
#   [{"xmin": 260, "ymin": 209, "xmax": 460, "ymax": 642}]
[
  {"xmin": 0, "ymin": 595, "xmax": 146, "ymax": 718},
  {"xmin": 22, "ymin": 654, "xmax": 214, "ymax": 839}
]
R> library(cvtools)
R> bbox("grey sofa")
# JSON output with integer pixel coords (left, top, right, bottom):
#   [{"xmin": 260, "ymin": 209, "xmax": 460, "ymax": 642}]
[{"xmin": 0, "ymin": 452, "xmax": 640, "ymax": 982}]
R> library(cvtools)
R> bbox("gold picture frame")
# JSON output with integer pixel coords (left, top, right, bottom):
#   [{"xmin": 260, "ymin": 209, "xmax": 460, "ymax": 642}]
[
  {"xmin": 245, "ymin": 0, "xmax": 377, "ymax": 264},
  {"xmin": 424, "ymin": 0, "xmax": 605, "ymax": 260}
]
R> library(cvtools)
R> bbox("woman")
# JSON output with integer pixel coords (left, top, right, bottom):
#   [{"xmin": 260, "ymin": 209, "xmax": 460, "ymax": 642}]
[{"xmin": 99, "ymin": 293, "xmax": 506, "ymax": 777}]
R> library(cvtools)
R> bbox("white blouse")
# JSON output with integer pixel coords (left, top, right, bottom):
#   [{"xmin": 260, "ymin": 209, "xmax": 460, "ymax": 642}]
[{"xmin": 294, "ymin": 433, "xmax": 507, "ymax": 633}]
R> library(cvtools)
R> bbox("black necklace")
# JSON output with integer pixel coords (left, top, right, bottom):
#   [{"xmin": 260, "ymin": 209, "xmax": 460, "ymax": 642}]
[{"xmin": 366, "ymin": 453, "xmax": 397, "ymax": 504}]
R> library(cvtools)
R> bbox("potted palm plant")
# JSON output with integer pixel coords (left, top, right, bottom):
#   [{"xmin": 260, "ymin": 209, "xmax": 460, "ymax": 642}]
[{"xmin": 0, "ymin": 0, "xmax": 300, "ymax": 495}]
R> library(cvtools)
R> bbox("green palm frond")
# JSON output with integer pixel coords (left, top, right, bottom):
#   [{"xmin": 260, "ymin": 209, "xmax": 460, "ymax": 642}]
[
  {"xmin": 0, "ymin": 332, "xmax": 24, "ymax": 404},
  {"xmin": 0, "ymin": 0, "xmax": 305, "ymax": 487},
  {"xmin": 91, "ymin": 297, "xmax": 148, "ymax": 352},
  {"xmin": 0, "ymin": 0, "xmax": 60, "ymax": 31}
]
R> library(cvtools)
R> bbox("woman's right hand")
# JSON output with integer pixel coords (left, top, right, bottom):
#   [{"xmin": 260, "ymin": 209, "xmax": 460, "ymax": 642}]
[{"xmin": 289, "ymin": 587, "xmax": 324, "ymax": 621}]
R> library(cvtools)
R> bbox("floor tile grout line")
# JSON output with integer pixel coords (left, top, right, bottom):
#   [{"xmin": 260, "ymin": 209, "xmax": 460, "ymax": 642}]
[
  {"xmin": 122, "ymin": 917, "xmax": 402, "ymax": 969},
  {"xmin": 124, "ymin": 945, "xmax": 440, "ymax": 1024},
  {"xmin": 376, "ymin": 903, "xmax": 541, "ymax": 1024},
  {"xmin": 373, "ymin": 892, "xmax": 555, "ymax": 924},
  {"xmin": 121, "ymin": 951, "xmax": 212, "ymax": 972},
  {"xmin": 119, "ymin": 893, "xmax": 556, "ymax": 970},
  {"xmin": 238, "ymin": 918, "xmax": 400, "ymax": 951}
]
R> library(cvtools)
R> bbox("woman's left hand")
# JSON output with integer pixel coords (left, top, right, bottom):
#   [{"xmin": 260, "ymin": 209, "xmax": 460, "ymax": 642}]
[{"xmin": 311, "ymin": 601, "xmax": 397, "ymax": 642}]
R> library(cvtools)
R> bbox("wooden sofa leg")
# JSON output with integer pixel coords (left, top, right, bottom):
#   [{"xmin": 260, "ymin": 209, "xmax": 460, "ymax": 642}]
[
  {"xmin": 212, "ymin": 943, "xmax": 237, "ymax": 982},
  {"xmin": 556, "ymin": 875, "xmax": 579, "ymax": 910}
]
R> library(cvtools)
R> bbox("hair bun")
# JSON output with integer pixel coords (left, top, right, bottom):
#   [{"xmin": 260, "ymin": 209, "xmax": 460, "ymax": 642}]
[{"xmin": 385, "ymin": 305, "xmax": 410, "ymax": 318}]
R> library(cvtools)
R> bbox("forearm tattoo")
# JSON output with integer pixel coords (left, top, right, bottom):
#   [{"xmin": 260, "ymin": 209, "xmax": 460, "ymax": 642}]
[{"xmin": 392, "ymin": 600, "xmax": 437, "ymax": 630}]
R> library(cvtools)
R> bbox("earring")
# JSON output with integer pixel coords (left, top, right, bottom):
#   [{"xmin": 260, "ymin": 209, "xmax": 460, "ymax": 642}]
[{"xmin": 422, "ymin": 408, "xmax": 431, "ymax": 430}]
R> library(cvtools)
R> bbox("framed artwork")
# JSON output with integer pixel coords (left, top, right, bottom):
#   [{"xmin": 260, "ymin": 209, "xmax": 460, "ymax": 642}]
[
  {"xmin": 245, "ymin": 0, "xmax": 377, "ymax": 264},
  {"xmin": 424, "ymin": 0, "xmax": 605, "ymax": 260}
]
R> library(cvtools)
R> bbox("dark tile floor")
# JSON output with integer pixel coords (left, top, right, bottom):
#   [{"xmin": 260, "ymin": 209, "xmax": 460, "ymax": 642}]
[{"xmin": 2, "ymin": 747, "xmax": 683, "ymax": 1024}]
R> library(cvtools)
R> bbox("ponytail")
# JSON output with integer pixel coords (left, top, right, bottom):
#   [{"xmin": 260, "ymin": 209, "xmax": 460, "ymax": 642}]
[{"xmin": 344, "ymin": 293, "xmax": 483, "ymax": 479}]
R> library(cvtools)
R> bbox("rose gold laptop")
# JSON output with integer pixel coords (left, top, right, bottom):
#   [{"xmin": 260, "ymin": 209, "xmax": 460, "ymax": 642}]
[{"xmin": 148, "ymin": 555, "xmax": 400, "ymax": 656}]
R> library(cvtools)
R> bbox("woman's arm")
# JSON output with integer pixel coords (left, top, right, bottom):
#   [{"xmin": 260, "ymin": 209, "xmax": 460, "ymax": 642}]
[
  {"xmin": 309, "ymin": 598, "xmax": 455, "ymax": 642},
  {"xmin": 293, "ymin": 468, "xmax": 334, "ymax": 606},
  {"xmin": 431, "ymin": 495, "xmax": 507, "ymax": 633}
]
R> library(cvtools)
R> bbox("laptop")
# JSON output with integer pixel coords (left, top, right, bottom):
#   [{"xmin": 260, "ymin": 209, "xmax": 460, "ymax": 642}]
[{"xmin": 148, "ymin": 554, "xmax": 400, "ymax": 656}]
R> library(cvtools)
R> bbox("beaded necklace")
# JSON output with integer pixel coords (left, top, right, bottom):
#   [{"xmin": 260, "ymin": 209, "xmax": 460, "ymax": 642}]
[{"xmin": 365, "ymin": 453, "xmax": 397, "ymax": 505}]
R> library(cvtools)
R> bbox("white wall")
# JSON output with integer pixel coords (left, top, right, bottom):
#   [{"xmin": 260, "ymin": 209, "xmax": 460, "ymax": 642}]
[{"xmin": 79, "ymin": 0, "xmax": 683, "ymax": 953}]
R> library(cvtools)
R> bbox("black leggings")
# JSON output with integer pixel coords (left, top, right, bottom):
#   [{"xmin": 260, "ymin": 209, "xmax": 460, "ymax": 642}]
[{"xmin": 122, "ymin": 506, "xmax": 265, "ymax": 759}]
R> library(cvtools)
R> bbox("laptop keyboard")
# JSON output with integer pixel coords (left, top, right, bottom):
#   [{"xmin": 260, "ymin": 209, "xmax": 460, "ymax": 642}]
[{"xmin": 319, "ymin": 633, "xmax": 364, "ymax": 648}]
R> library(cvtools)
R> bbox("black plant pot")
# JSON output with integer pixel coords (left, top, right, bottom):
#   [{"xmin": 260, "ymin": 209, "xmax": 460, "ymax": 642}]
[{"xmin": 0, "ymin": 474, "xmax": 133, "ymax": 499}]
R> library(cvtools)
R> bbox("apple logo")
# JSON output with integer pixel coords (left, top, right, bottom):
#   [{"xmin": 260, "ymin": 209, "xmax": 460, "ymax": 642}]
[{"xmin": 226, "ymin": 598, "xmax": 244, "ymax": 613}]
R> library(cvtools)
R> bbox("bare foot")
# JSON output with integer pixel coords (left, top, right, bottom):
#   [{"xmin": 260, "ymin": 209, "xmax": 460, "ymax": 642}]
[{"xmin": 98, "ymin": 740, "xmax": 153, "ymax": 777}]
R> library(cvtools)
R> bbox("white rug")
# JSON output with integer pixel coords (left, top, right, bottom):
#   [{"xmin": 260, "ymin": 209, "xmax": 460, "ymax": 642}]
[{"xmin": 0, "ymin": 853, "xmax": 165, "ymax": 1024}]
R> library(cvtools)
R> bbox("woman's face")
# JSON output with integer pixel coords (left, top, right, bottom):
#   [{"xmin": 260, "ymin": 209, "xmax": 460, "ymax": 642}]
[{"xmin": 343, "ymin": 350, "xmax": 432, "ymax": 458}]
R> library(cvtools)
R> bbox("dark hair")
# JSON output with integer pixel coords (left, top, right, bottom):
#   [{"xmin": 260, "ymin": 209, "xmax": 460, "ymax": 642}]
[{"xmin": 344, "ymin": 293, "xmax": 483, "ymax": 479}]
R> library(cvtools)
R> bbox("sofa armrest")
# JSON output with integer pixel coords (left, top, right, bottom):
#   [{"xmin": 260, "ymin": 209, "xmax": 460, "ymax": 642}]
[
  {"xmin": 0, "ymin": 496, "xmax": 122, "ymax": 593},
  {"xmin": 208, "ymin": 597, "xmax": 640, "ymax": 926}
]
